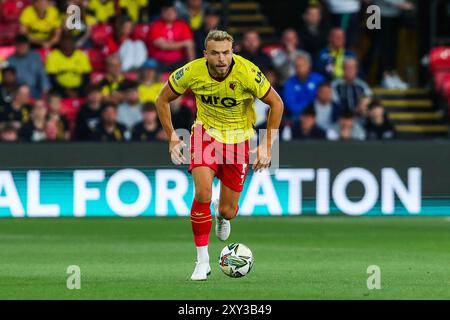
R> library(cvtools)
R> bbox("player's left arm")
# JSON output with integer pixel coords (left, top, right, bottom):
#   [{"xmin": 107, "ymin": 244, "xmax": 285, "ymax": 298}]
[{"xmin": 252, "ymin": 87, "xmax": 284, "ymax": 172}]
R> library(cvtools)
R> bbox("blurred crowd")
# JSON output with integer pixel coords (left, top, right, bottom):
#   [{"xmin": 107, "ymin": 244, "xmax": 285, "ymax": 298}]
[{"xmin": 0, "ymin": 0, "xmax": 416, "ymax": 142}]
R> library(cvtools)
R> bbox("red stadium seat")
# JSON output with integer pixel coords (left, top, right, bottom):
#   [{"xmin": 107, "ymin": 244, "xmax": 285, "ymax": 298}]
[
  {"xmin": 90, "ymin": 71, "xmax": 106, "ymax": 84},
  {"xmin": 429, "ymin": 46, "xmax": 450, "ymax": 73},
  {"xmin": 441, "ymin": 74, "xmax": 450, "ymax": 99},
  {"xmin": 180, "ymin": 94, "xmax": 196, "ymax": 114},
  {"xmin": 61, "ymin": 98, "xmax": 86, "ymax": 122},
  {"xmin": 0, "ymin": 22, "xmax": 19, "ymax": 45},
  {"xmin": 132, "ymin": 23, "xmax": 150, "ymax": 41},
  {"xmin": 160, "ymin": 72, "xmax": 171, "ymax": 82},
  {"xmin": 0, "ymin": 45, "xmax": 15, "ymax": 60},
  {"xmin": 36, "ymin": 47, "xmax": 51, "ymax": 62},
  {"xmin": 0, "ymin": 0, "xmax": 28, "ymax": 23},
  {"xmin": 262, "ymin": 44, "xmax": 283, "ymax": 58},
  {"xmin": 84, "ymin": 48, "xmax": 106, "ymax": 72},
  {"xmin": 91, "ymin": 23, "xmax": 113, "ymax": 47},
  {"xmin": 125, "ymin": 71, "xmax": 138, "ymax": 81}
]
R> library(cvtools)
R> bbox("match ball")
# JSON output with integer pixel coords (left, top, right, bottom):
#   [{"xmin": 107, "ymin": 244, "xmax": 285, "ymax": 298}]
[{"xmin": 219, "ymin": 243, "xmax": 253, "ymax": 278}]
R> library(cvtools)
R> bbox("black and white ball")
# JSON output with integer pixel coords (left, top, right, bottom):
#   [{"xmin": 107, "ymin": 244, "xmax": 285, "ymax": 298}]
[{"xmin": 219, "ymin": 243, "xmax": 254, "ymax": 278}]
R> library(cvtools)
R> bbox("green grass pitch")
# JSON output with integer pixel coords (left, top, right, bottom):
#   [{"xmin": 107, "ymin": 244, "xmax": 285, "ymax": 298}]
[{"xmin": 0, "ymin": 217, "xmax": 449, "ymax": 299}]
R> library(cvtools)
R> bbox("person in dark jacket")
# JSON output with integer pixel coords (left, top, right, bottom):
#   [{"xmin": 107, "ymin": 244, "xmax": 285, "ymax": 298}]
[
  {"xmin": 291, "ymin": 104, "xmax": 326, "ymax": 140},
  {"xmin": 364, "ymin": 99, "xmax": 396, "ymax": 140}
]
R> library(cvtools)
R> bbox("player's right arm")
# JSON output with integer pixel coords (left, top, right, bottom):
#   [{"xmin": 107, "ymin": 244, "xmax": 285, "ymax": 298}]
[{"xmin": 155, "ymin": 83, "xmax": 186, "ymax": 165}]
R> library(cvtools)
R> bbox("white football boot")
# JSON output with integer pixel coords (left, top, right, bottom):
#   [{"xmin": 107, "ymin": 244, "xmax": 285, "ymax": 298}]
[
  {"xmin": 213, "ymin": 199, "xmax": 231, "ymax": 241},
  {"xmin": 190, "ymin": 262, "xmax": 211, "ymax": 281}
]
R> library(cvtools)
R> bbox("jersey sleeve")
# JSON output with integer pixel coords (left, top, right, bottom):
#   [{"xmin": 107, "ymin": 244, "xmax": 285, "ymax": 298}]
[
  {"xmin": 168, "ymin": 64, "xmax": 192, "ymax": 95},
  {"xmin": 50, "ymin": 7, "xmax": 62, "ymax": 29},
  {"xmin": 79, "ymin": 51, "xmax": 92, "ymax": 73},
  {"xmin": 19, "ymin": 6, "xmax": 32, "ymax": 26},
  {"xmin": 246, "ymin": 63, "xmax": 271, "ymax": 100},
  {"xmin": 45, "ymin": 51, "xmax": 59, "ymax": 74}
]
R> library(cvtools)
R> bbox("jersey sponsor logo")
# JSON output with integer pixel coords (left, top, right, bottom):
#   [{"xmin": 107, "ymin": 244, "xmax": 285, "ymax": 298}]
[
  {"xmin": 174, "ymin": 68, "xmax": 184, "ymax": 80},
  {"xmin": 200, "ymin": 95, "xmax": 238, "ymax": 108},
  {"xmin": 254, "ymin": 70, "xmax": 264, "ymax": 84}
]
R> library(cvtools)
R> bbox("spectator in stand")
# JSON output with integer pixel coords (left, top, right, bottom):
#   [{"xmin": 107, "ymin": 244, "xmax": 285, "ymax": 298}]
[
  {"xmin": 46, "ymin": 90, "xmax": 70, "ymax": 140},
  {"xmin": 169, "ymin": 96, "xmax": 193, "ymax": 132},
  {"xmin": 117, "ymin": 80, "xmax": 143, "ymax": 130},
  {"xmin": 254, "ymin": 70, "xmax": 280, "ymax": 127},
  {"xmin": 291, "ymin": 105, "xmax": 326, "ymax": 140},
  {"xmin": 0, "ymin": 85, "xmax": 32, "ymax": 131},
  {"xmin": 325, "ymin": 0, "xmax": 361, "ymax": 49},
  {"xmin": 147, "ymin": 1, "xmax": 195, "ymax": 72},
  {"xmin": 284, "ymin": 52, "xmax": 325, "ymax": 119},
  {"xmin": 255, "ymin": 107, "xmax": 287, "ymax": 141},
  {"xmin": 138, "ymin": 59, "xmax": 164, "ymax": 104},
  {"xmin": 314, "ymin": 82, "xmax": 341, "ymax": 131},
  {"xmin": 87, "ymin": 0, "xmax": 116, "ymax": 23},
  {"xmin": 19, "ymin": 100, "xmax": 48, "ymax": 142},
  {"xmin": 0, "ymin": 67, "xmax": 20, "ymax": 106},
  {"xmin": 326, "ymin": 108, "xmax": 366, "ymax": 141},
  {"xmin": 100, "ymin": 55, "xmax": 126, "ymax": 104},
  {"xmin": 272, "ymin": 29, "xmax": 309, "ymax": 84},
  {"xmin": 6, "ymin": 35, "xmax": 50, "ymax": 99},
  {"xmin": 193, "ymin": 7, "xmax": 221, "ymax": 58},
  {"xmin": 316, "ymin": 28, "xmax": 356, "ymax": 80},
  {"xmin": 176, "ymin": 0, "xmax": 210, "ymax": 31},
  {"xmin": 332, "ymin": 58, "xmax": 372, "ymax": 118},
  {"xmin": 132, "ymin": 103, "xmax": 165, "ymax": 141},
  {"xmin": 119, "ymin": 0, "xmax": 149, "ymax": 23},
  {"xmin": 364, "ymin": 99, "xmax": 396, "ymax": 140},
  {"xmin": 92, "ymin": 103, "xmax": 129, "ymax": 141},
  {"xmin": 369, "ymin": 0, "xmax": 415, "ymax": 89},
  {"xmin": 75, "ymin": 85, "xmax": 103, "ymax": 140},
  {"xmin": 0, "ymin": 124, "xmax": 18, "ymax": 142},
  {"xmin": 106, "ymin": 15, "xmax": 148, "ymax": 71},
  {"xmin": 239, "ymin": 31, "xmax": 274, "ymax": 73},
  {"xmin": 19, "ymin": 0, "xmax": 62, "ymax": 49},
  {"xmin": 64, "ymin": 0, "xmax": 97, "ymax": 49},
  {"xmin": 45, "ymin": 35, "xmax": 92, "ymax": 97},
  {"xmin": 298, "ymin": 4, "xmax": 329, "ymax": 59}
]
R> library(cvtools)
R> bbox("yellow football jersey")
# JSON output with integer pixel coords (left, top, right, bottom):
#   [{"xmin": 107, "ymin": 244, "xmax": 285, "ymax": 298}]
[
  {"xmin": 88, "ymin": 0, "xmax": 115, "ymax": 23},
  {"xmin": 168, "ymin": 54, "xmax": 271, "ymax": 144},
  {"xmin": 19, "ymin": 5, "xmax": 61, "ymax": 41},
  {"xmin": 139, "ymin": 82, "xmax": 164, "ymax": 104},
  {"xmin": 119, "ymin": 0, "xmax": 148, "ymax": 22},
  {"xmin": 45, "ymin": 49, "xmax": 92, "ymax": 88}
]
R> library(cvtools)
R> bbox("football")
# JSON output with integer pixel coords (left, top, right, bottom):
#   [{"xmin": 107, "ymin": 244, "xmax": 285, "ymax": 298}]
[{"xmin": 219, "ymin": 243, "xmax": 254, "ymax": 278}]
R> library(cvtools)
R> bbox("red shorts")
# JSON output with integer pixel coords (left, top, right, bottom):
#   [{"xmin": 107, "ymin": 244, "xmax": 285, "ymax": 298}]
[{"xmin": 188, "ymin": 124, "xmax": 250, "ymax": 192}]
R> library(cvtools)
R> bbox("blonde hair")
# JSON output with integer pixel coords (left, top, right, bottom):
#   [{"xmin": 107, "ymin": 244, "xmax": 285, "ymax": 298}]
[{"xmin": 204, "ymin": 29, "xmax": 234, "ymax": 49}]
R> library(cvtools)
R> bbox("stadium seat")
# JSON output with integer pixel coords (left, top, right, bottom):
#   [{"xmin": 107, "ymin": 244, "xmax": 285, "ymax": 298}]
[
  {"xmin": 132, "ymin": 24, "xmax": 150, "ymax": 42},
  {"xmin": 36, "ymin": 47, "xmax": 51, "ymax": 63},
  {"xmin": 91, "ymin": 23, "xmax": 113, "ymax": 48},
  {"xmin": 61, "ymin": 98, "xmax": 86, "ymax": 122},
  {"xmin": 160, "ymin": 72, "xmax": 171, "ymax": 82},
  {"xmin": 441, "ymin": 73, "xmax": 450, "ymax": 99},
  {"xmin": 0, "ymin": 0, "xmax": 28, "ymax": 23},
  {"xmin": 0, "ymin": 45, "xmax": 15, "ymax": 61},
  {"xmin": 0, "ymin": 22, "xmax": 19, "ymax": 45},
  {"xmin": 84, "ymin": 48, "xmax": 106, "ymax": 72},
  {"xmin": 262, "ymin": 44, "xmax": 283, "ymax": 58},
  {"xmin": 181, "ymin": 94, "xmax": 196, "ymax": 114},
  {"xmin": 429, "ymin": 46, "xmax": 450, "ymax": 73},
  {"xmin": 125, "ymin": 71, "xmax": 138, "ymax": 81},
  {"xmin": 90, "ymin": 71, "xmax": 106, "ymax": 84}
]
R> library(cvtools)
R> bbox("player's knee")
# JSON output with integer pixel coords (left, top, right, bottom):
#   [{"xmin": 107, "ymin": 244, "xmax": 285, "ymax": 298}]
[
  {"xmin": 194, "ymin": 188, "xmax": 212, "ymax": 203},
  {"xmin": 219, "ymin": 204, "xmax": 237, "ymax": 220}
]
